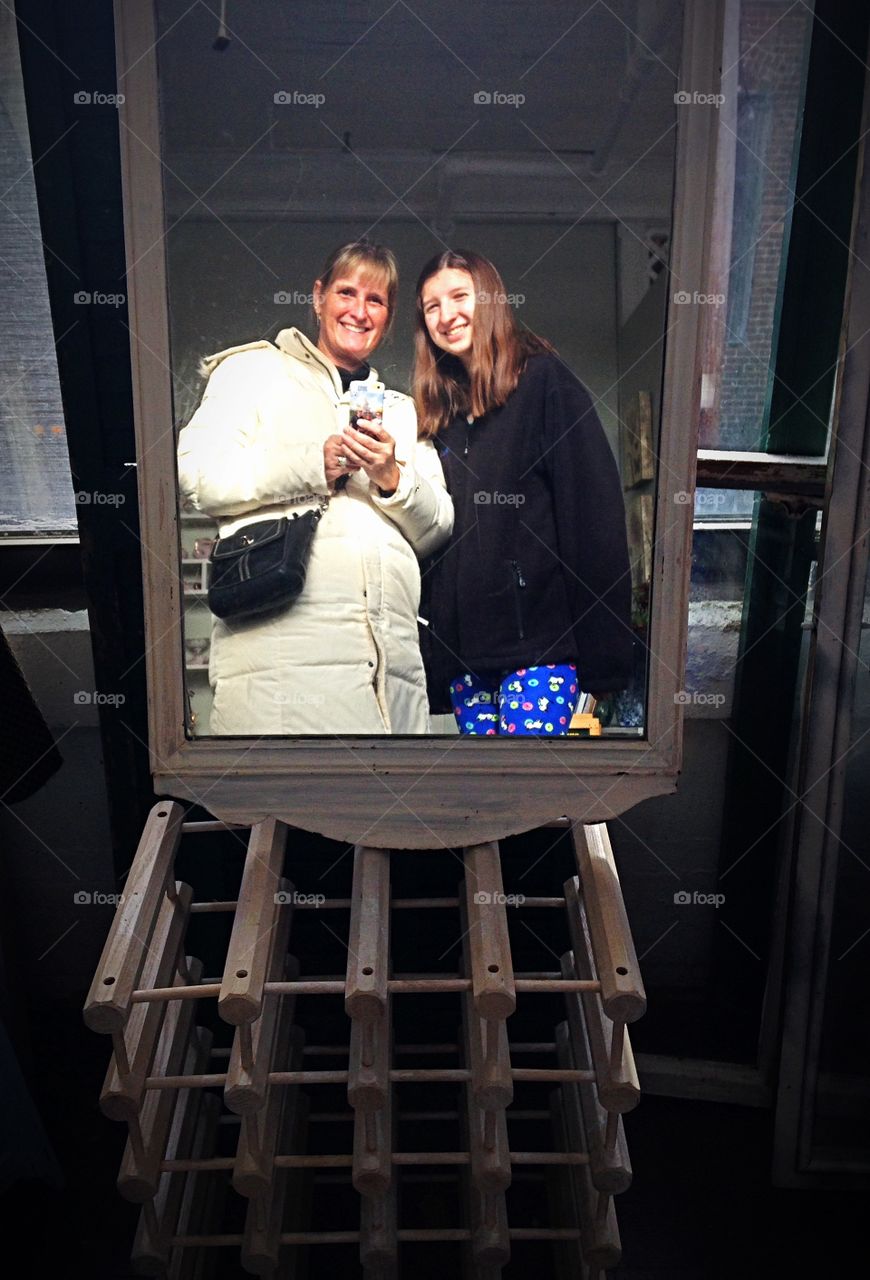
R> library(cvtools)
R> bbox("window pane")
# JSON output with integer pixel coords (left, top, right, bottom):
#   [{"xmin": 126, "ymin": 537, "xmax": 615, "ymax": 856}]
[
  {"xmin": 701, "ymin": 2, "xmax": 814, "ymax": 452},
  {"xmin": 0, "ymin": 15, "xmax": 76, "ymax": 535}
]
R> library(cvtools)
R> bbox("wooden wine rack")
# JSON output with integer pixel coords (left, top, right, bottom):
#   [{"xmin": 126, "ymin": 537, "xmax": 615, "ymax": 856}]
[{"xmin": 84, "ymin": 804, "xmax": 645, "ymax": 1278}]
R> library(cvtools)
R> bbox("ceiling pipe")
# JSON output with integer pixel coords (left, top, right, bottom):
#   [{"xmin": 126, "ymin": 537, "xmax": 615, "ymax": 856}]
[{"xmin": 588, "ymin": 0, "xmax": 682, "ymax": 176}]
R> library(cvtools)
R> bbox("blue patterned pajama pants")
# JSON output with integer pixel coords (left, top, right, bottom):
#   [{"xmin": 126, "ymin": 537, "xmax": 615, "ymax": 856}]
[{"xmin": 449, "ymin": 664, "xmax": 580, "ymax": 736}]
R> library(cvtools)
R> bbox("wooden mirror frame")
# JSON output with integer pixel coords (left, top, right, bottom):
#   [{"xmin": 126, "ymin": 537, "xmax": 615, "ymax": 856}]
[{"xmin": 114, "ymin": 1, "xmax": 724, "ymax": 848}]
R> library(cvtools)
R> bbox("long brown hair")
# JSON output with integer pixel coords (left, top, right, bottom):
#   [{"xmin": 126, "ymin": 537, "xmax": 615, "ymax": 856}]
[{"xmin": 413, "ymin": 250, "xmax": 552, "ymax": 437}]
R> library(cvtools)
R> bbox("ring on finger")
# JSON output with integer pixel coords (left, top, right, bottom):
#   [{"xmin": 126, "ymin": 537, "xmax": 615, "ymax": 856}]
[{"xmin": 337, "ymin": 454, "xmax": 347, "ymax": 468}]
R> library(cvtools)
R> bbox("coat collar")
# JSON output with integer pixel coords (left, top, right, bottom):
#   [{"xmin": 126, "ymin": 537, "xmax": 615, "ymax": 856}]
[{"xmin": 275, "ymin": 327, "xmax": 379, "ymax": 397}]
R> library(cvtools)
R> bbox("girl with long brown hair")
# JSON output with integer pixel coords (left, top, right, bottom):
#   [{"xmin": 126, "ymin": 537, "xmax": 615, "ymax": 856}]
[{"xmin": 414, "ymin": 249, "xmax": 632, "ymax": 735}]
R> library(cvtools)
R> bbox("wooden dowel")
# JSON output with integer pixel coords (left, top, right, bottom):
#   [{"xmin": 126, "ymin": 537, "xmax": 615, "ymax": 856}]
[
  {"xmin": 463, "ymin": 843, "xmax": 516, "ymax": 1020},
  {"xmin": 461, "ymin": 899, "xmax": 513, "ymax": 1117},
  {"xmin": 170, "ymin": 1091, "xmax": 223, "ymax": 1275},
  {"xmin": 555, "ymin": 1022, "xmax": 631, "ymax": 1195},
  {"xmin": 161, "ymin": 1151, "xmax": 591, "ymax": 1174},
  {"xmin": 349, "ymin": 1002, "xmax": 391, "ymax": 1114},
  {"xmin": 469, "ymin": 1186, "xmax": 510, "ymax": 1267},
  {"xmin": 148, "ymin": 1064, "xmax": 596, "ymax": 1092},
  {"xmin": 131, "ymin": 1026, "xmax": 212, "ymax": 1273},
  {"xmin": 84, "ymin": 801, "xmax": 186, "ymax": 1034},
  {"xmin": 572, "ymin": 825, "xmax": 647, "ymax": 1022},
  {"xmin": 171, "ymin": 1225, "xmax": 585, "ymax": 1247},
  {"xmin": 233, "ymin": 1018, "xmax": 302, "ymax": 1200},
  {"xmin": 241, "ymin": 1088, "xmax": 307, "ymax": 1275},
  {"xmin": 563, "ymin": 886, "xmax": 642, "ymax": 1114},
  {"xmin": 514, "ymin": 979, "xmax": 599, "ymax": 992},
  {"xmin": 462, "ymin": 988, "xmax": 510, "ymax": 1193},
  {"xmin": 111, "ymin": 1029, "xmax": 130, "ymax": 1080},
  {"xmin": 132, "ymin": 982, "xmax": 220, "ymax": 1003},
  {"xmin": 354, "ymin": 1096, "xmax": 392, "ymax": 1198},
  {"xmin": 189, "ymin": 895, "xmax": 568, "ymax": 913},
  {"xmin": 132, "ymin": 975, "xmax": 598, "ymax": 1002},
  {"xmin": 511, "ymin": 1069, "xmax": 595, "ymax": 1083},
  {"xmin": 360, "ymin": 1179, "xmax": 397, "ymax": 1270},
  {"xmin": 224, "ymin": 925, "xmax": 297, "ymax": 1115},
  {"xmin": 551, "ymin": 1069, "xmax": 623, "ymax": 1270},
  {"xmin": 180, "ymin": 820, "xmax": 246, "ymax": 832},
  {"xmin": 297, "ymin": 1040, "xmax": 563, "ymax": 1059},
  {"xmin": 557, "ymin": 1024, "xmax": 632, "ymax": 1192},
  {"xmin": 219, "ymin": 818, "xmax": 288, "ymax": 1025},
  {"xmin": 117, "ymin": 957, "xmax": 202, "ymax": 1203},
  {"xmin": 345, "ymin": 846, "xmax": 390, "ymax": 1021}
]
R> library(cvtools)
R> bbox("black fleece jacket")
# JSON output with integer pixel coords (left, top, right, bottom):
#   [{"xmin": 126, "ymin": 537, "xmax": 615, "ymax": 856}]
[{"xmin": 421, "ymin": 353, "xmax": 634, "ymax": 709}]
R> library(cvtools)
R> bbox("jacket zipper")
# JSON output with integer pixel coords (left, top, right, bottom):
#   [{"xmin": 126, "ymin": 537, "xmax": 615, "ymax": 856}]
[{"xmin": 510, "ymin": 559, "xmax": 526, "ymax": 640}]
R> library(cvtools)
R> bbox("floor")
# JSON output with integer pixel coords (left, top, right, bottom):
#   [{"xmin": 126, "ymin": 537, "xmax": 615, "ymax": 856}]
[{"xmin": 1, "ymin": 814, "xmax": 863, "ymax": 1278}]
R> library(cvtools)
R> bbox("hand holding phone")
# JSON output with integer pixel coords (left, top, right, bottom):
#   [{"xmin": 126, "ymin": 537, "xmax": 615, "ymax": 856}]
[
  {"xmin": 343, "ymin": 380, "xmax": 399, "ymax": 494},
  {"xmin": 348, "ymin": 379, "xmax": 385, "ymax": 436}
]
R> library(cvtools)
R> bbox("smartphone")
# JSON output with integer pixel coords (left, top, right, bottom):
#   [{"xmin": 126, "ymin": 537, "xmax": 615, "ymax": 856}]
[{"xmin": 348, "ymin": 379, "xmax": 384, "ymax": 437}]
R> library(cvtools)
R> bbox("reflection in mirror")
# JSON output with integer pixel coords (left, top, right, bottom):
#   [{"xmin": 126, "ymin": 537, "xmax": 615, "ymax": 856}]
[{"xmin": 161, "ymin": 0, "xmax": 683, "ymax": 737}]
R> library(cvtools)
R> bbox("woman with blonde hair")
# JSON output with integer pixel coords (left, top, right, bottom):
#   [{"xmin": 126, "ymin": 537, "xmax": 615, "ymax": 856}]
[
  {"xmin": 414, "ymin": 249, "xmax": 632, "ymax": 735},
  {"xmin": 178, "ymin": 239, "xmax": 453, "ymax": 734}
]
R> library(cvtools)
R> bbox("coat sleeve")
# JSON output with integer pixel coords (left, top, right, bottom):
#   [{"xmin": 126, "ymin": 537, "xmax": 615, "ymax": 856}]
[
  {"xmin": 543, "ymin": 361, "xmax": 635, "ymax": 693},
  {"xmin": 177, "ymin": 351, "xmax": 328, "ymax": 518},
  {"xmin": 370, "ymin": 396, "xmax": 454, "ymax": 558}
]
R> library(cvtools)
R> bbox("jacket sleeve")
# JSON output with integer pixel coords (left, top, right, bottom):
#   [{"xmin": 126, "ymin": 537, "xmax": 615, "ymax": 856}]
[
  {"xmin": 370, "ymin": 397, "xmax": 454, "ymax": 558},
  {"xmin": 177, "ymin": 351, "xmax": 328, "ymax": 518},
  {"xmin": 543, "ymin": 361, "xmax": 635, "ymax": 692}
]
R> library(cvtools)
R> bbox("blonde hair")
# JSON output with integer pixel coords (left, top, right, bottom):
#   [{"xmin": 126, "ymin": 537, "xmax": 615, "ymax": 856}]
[{"xmin": 314, "ymin": 239, "xmax": 399, "ymax": 335}]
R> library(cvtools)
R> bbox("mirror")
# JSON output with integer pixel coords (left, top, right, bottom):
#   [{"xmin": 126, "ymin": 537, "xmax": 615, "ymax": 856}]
[
  {"xmin": 153, "ymin": 0, "xmax": 683, "ymax": 739},
  {"xmin": 115, "ymin": 0, "xmax": 715, "ymax": 844}
]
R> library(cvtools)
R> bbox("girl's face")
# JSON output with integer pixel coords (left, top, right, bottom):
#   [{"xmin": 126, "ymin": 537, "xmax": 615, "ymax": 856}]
[
  {"xmin": 314, "ymin": 266, "xmax": 390, "ymax": 370},
  {"xmin": 420, "ymin": 268, "xmax": 476, "ymax": 364}
]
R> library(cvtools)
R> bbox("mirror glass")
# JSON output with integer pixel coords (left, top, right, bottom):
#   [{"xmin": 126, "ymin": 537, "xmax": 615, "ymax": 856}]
[{"xmin": 157, "ymin": 0, "xmax": 683, "ymax": 738}]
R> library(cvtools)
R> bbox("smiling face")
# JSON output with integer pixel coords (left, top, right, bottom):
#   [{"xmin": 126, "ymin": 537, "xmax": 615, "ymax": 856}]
[
  {"xmin": 420, "ymin": 267, "xmax": 476, "ymax": 365},
  {"xmin": 314, "ymin": 266, "xmax": 390, "ymax": 370}
]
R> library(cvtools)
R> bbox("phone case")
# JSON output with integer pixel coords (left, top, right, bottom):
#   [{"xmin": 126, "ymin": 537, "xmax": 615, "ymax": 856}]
[{"xmin": 348, "ymin": 379, "xmax": 384, "ymax": 435}]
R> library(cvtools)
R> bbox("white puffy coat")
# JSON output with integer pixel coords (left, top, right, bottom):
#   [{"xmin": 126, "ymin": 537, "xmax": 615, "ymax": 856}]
[{"xmin": 177, "ymin": 327, "xmax": 453, "ymax": 734}]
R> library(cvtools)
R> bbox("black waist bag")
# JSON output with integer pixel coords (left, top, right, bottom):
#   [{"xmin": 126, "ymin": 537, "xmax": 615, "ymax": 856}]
[{"xmin": 207, "ymin": 505, "xmax": 326, "ymax": 621}]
